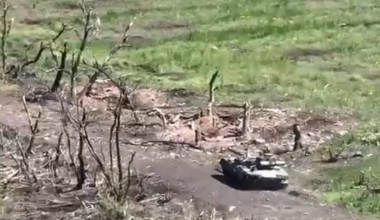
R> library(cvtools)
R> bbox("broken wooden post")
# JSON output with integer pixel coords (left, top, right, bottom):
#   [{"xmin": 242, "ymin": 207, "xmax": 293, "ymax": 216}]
[
  {"xmin": 133, "ymin": 110, "xmax": 140, "ymax": 123},
  {"xmin": 189, "ymin": 120, "xmax": 195, "ymax": 130},
  {"xmin": 244, "ymin": 147, "xmax": 249, "ymax": 157},
  {"xmin": 206, "ymin": 102, "xmax": 213, "ymax": 116},
  {"xmin": 292, "ymin": 123, "xmax": 304, "ymax": 151},
  {"xmin": 242, "ymin": 102, "xmax": 251, "ymax": 137},
  {"xmin": 207, "ymin": 70, "xmax": 219, "ymax": 116},
  {"xmin": 195, "ymin": 129, "xmax": 201, "ymax": 146},
  {"xmin": 153, "ymin": 108, "xmax": 167, "ymax": 129}
]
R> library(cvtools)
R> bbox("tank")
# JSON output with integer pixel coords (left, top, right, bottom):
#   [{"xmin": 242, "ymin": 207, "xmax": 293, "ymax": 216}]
[{"xmin": 219, "ymin": 154, "xmax": 289, "ymax": 190}]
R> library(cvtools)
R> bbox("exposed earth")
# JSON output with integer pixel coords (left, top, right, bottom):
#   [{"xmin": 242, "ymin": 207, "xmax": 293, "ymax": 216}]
[{"xmin": 0, "ymin": 80, "xmax": 373, "ymax": 220}]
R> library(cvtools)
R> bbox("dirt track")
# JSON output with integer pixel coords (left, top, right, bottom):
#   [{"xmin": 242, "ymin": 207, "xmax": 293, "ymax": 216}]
[{"xmin": 135, "ymin": 157, "xmax": 372, "ymax": 220}]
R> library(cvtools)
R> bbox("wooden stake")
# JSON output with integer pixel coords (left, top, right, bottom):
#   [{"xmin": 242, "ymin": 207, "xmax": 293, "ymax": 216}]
[
  {"xmin": 242, "ymin": 102, "xmax": 251, "ymax": 137},
  {"xmin": 195, "ymin": 129, "xmax": 201, "ymax": 146},
  {"xmin": 207, "ymin": 70, "xmax": 219, "ymax": 116},
  {"xmin": 153, "ymin": 108, "xmax": 167, "ymax": 129},
  {"xmin": 292, "ymin": 123, "xmax": 303, "ymax": 151}
]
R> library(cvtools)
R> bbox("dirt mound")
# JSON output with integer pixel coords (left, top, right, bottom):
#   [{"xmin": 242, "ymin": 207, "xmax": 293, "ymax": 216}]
[
  {"xmin": 130, "ymin": 88, "xmax": 168, "ymax": 109},
  {"xmin": 154, "ymin": 110, "xmax": 242, "ymax": 151},
  {"xmin": 149, "ymin": 105, "xmax": 351, "ymax": 156},
  {"xmin": 76, "ymin": 79, "xmax": 168, "ymax": 110}
]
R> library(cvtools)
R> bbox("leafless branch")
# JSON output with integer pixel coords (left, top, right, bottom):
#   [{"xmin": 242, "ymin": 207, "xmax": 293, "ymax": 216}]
[
  {"xmin": 69, "ymin": 0, "xmax": 94, "ymax": 98},
  {"xmin": 72, "ymin": 108, "xmax": 89, "ymax": 190},
  {"xmin": 84, "ymin": 71, "xmax": 100, "ymax": 96},
  {"xmin": 122, "ymin": 151, "xmax": 136, "ymax": 202},
  {"xmin": 80, "ymin": 16, "xmax": 137, "ymax": 111},
  {"xmin": 13, "ymin": 137, "xmax": 40, "ymax": 187},
  {"xmin": 22, "ymin": 95, "xmax": 42, "ymax": 156},
  {"xmin": 49, "ymin": 23, "xmax": 69, "ymax": 92},
  {"xmin": 51, "ymin": 42, "xmax": 68, "ymax": 92},
  {"xmin": 61, "ymin": 104, "xmax": 116, "ymax": 194},
  {"xmin": 59, "ymin": 98, "xmax": 78, "ymax": 177},
  {"xmin": 15, "ymin": 137, "xmax": 29, "ymax": 171},
  {"xmin": 114, "ymin": 93, "xmax": 123, "ymax": 191},
  {"xmin": 207, "ymin": 70, "xmax": 219, "ymax": 116},
  {"xmin": 53, "ymin": 131, "xmax": 63, "ymax": 178},
  {"xmin": 52, "ymin": 23, "xmax": 68, "ymax": 43},
  {"xmin": 0, "ymin": 0, "xmax": 12, "ymax": 81},
  {"xmin": 104, "ymin": 17, "xmax": 137, "ymax": 64},
  {"xmin": 10, "ymin": 153, "xmax": 32, "ymax": 186},
  {"xmin": 82, "ymin": 123, "xmax": 118, "ymax": 195},
  {"xmin": 15, "ymin": 22, "xmax": 67, "ymax": 80},
  {"xmin": 13, "ymin": 42, "xmax": 48, "ymax": 78},
  {"xmin": 153, "ymin": 108, "xmax": 167, "ymax": 129},
  {"xmin": 108, "ymin": 105, "xmax": 117, "ymax": 180}
]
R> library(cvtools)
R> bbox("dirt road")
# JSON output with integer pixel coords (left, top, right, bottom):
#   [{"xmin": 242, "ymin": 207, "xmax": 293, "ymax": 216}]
[{"xmin": 136, "ymin": 158, "xmax": 372, "ymax": 220}]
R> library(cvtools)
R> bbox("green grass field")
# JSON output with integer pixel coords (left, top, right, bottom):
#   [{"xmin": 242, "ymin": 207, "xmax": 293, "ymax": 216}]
[
  {"xmin": 323, "ymin": 157, "xmax": 380, "ymax": 216},
  {"xmin": 4, "ymin": 0, "xmax": 380, "ymax": 216},
  {"xmin": 10, "ymin": 0, "xmax": 380, "ymax": 114}
]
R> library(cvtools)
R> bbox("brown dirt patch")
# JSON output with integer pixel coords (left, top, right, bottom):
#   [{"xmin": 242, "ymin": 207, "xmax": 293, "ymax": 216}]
[
  {"xmin": 76, "ymin": 79, "xmax": 168, "ymax": 110},
  {"xmin": 0, "ymin": 79, "xmax": 365, "ymax": 219}
]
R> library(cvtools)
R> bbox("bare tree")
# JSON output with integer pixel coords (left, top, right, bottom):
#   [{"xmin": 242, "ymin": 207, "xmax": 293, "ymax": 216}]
[
  {"xmin": 82, "ymin": 16, "xmax": 137, "ymax": 104},
  {"xmin": 114, "ymin": 93, "xmax": 124, "ymax": 191},
  {"xmin": 68, "ymin": 0, "xmax": 96, "ymax": 99},
  {"xmin": 22, "ymin": 95, "xmax": 42, "ymax": 156},
  {"xmin": 75, "ymin": 109, "xmax": 87, "ymax": 189},
  {"xmin": 207, "ymin": 70, "xmax": 219, "ymax": 116},
  {"xmin": 77, "ymin": 8, "xmax": 140, "ymax": 202},
  {"xmin": 50, "ymin": 24, "xmax": 69, "ymax": 92},
  {"xmin": 0, "ymin": 1, "xmax": 68, "ymax": 81},
  {"xmin": 0, "ymin": 0, "xmax": 12, "ymax": 81}
]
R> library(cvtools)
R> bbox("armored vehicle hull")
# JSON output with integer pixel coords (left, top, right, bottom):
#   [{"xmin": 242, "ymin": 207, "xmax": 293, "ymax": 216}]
[{"xmin": 219, "ymin": 156, "xmax": 289, "ymax": 190}]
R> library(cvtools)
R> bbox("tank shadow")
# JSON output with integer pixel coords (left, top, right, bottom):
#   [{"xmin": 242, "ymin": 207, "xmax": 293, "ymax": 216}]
[{"xmin": 211, "ymin": 174, "xmax": 286, "ymax": 191}]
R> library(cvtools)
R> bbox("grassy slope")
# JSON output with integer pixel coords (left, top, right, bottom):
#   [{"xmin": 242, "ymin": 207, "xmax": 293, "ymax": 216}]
[
  {"xmin": 5, "ymin": 0, "xmax": 380, "ymax": 216},
  {"xmin": 323, "ymin": 157, "xmax": 380, "ymax": 216},
  {"xmin": 12, "ymin": 0, "xmax": 380, "ymax": 112}
]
